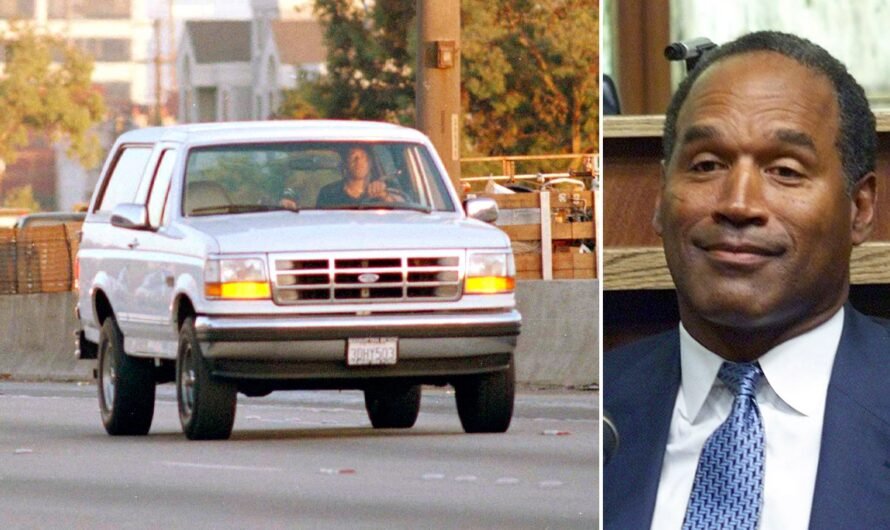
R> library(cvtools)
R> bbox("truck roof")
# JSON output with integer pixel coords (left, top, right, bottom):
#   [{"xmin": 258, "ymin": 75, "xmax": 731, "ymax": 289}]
[{"xmin": 115, "ymin": 120, "xmax": 429, "ymax": 146}]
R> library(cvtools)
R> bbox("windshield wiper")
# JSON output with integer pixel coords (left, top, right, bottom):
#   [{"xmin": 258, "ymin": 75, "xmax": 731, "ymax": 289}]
[
  {"xmin": 190, "ymin": 204, "xmax": 299, "ymax": 215},
  {"xmin": 329, "ymin": 202, "xmax": 432, "ymax": 214}
]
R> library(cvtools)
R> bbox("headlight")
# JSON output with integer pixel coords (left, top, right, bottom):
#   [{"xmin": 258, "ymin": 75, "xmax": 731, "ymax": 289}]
[
  {"xmin": 204, "ymin": 258, "xmax": 271, "ymax": 300},
  {"xmin": 465, "ymin": 252, "xmax": 516, "ymax": 294}
]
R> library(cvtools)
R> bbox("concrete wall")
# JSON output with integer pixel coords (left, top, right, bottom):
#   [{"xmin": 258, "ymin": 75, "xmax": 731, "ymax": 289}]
[
  {"xmin": 514, "ymin": 280, "xmax": 598, "ymax": 387},
  {"xmin": 0, "ymin": 292, "xmax": 92, "ymax": 381},
  {"xmin": 0, "ymin": 280, "xmax": 599, "ymax": 386}
]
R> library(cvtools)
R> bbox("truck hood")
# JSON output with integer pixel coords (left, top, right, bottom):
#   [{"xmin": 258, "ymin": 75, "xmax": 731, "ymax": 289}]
[{"xmin": 184, "ymin": 210, "xmax": 512, "ymax": 253}]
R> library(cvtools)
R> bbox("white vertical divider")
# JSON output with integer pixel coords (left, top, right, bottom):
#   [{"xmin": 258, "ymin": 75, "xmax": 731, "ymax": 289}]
[{"xmin": 540, "ymin": 191, "xmax": 553, "ymax": 280}]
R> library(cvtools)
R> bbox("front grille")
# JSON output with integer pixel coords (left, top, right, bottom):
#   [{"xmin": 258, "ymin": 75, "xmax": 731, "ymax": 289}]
[{"xmin": 271, "ymin": 252, "xmax": 463, "ymax": 304}]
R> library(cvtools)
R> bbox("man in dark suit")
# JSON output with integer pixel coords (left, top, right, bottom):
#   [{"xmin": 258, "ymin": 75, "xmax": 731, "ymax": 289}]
[{"xmin": 605, "ymin": 31, "xmax": 890, "ymax": 529}]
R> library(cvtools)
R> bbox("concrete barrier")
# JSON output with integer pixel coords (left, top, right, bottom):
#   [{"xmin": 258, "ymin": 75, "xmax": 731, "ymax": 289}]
[
  {"xmin": 0, "ymin": 292, "xmax": 91, "ymax": 381},
  {"xmin": 0, "ymin": 280, "xmax": 599, "ymax": 386},
  {"xmin": 514, "ymin": 280, "xmax": 598, "ymax": 387}
]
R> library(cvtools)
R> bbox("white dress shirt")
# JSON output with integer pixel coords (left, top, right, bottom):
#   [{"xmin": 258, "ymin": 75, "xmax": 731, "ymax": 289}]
[{"xmin": 650, "ymin": 308, "xmax": 844, "ymax": 530}]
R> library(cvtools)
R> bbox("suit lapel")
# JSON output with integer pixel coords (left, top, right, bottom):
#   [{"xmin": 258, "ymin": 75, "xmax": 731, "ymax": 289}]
[
  {"xmin": 604, "ymin": 331, "xmax": 681, "ymax": 530},
  {"xmin": 809, "ymin": 307, "xmax": 890, "ymax": 529}
]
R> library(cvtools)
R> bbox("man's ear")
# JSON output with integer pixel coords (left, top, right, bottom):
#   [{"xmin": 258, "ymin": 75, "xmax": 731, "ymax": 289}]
[
  {"xmin": 652, "ymin": 161, "xmax": 668, "ymax": 236},
  {"xmin": 851, "ymin": 172, "xmax": 877, "ymax": 245}
]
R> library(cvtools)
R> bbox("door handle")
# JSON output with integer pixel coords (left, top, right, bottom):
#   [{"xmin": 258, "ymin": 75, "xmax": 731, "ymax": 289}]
[{"xmin": 127, "ymin": 238, "xmax": 140, "ymax": 249}]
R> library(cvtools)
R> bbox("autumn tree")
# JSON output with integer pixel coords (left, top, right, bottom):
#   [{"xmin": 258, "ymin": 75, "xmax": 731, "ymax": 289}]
[
  {"xmin": 1, "ymin": 184, "xmax": 40, "ymax": 211},
  {"xmin": 269, "ymin": 78, "xmax": 322, "ymax": 120},
  {"xmin": 279, "ymin": 1, "xmax": 597, "ymax": 157},
  {"xmin": 462, "ymin": 0, "xmax": 597, "ymax": 156},
  {"xmin": 0, "ymin": 22, "xmax": 106, "ymax": 173}
]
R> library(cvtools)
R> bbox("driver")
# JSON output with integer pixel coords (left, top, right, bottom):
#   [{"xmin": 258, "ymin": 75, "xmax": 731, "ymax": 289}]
[{"xmin": 315, "ymin": 146, "xmax": 397, "ymax": 207}]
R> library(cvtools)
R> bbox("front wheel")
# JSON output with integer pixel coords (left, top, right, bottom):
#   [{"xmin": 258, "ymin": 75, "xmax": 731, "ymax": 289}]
[
  {"xmin": 177, "ymin": 317, "xmax": 237, "ymax": 440},
  {"xmin": 97, "ymin": 317, "xmax": 155, "ymax": 436},
  {"xmin": 364, "ymin": 384, "xmax": 421, "ymax": 428},
  {"xmin": 454, "ymin": 361, "xmax": 515, "ymax": 433}
]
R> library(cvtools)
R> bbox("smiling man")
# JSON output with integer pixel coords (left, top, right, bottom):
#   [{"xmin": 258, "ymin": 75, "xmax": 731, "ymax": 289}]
[{"xmin": 605, "ymin": 31, "xmax": 890, "ymax": 529}]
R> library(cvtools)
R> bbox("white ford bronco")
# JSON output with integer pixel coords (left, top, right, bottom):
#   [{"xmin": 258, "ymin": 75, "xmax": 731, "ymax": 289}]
[{"xmin": 76, "ymin": 121, "xmax": 521, "ymax": 440}]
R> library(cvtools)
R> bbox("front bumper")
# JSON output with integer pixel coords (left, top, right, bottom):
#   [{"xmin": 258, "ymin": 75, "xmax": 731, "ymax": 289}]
[
  {"xmin": 193, "ymin": 310, "xmax": 521, "ymax": 380},
  {"xmin": 194, "ymin": 310, "xmax": 521, "ymax": 343}
]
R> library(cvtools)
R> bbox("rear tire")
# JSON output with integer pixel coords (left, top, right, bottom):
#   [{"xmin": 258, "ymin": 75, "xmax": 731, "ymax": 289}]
[
  {"xmin": 455, "ymin": 361, "xmax": 515, "ymax": 433},
  {"xmin": 177, "ymin": 317, "xmax": 237, "ymax": 440},
  {"xmin": 97, "ymin": 317, "xmax": 155, "ymax": 436},
  {"xmin": 364, "ymin": 384, "xmax": 421, "ymax": 428}
]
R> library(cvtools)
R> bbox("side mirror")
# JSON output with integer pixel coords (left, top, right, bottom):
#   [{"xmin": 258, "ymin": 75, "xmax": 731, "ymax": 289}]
[
  {"xmin": 110, "ymin": 203, "xmax": 149, "ymax": 230},
  {"xmin": 465, "ymin": 197, "xmax": 498, "ymax": 223}
]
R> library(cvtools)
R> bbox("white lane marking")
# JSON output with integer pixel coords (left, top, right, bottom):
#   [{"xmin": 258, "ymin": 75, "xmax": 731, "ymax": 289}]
[
  {"xmin": 319, "ymin": 468, "xmax": 356, "ymax": 475},
  {"xmin": 160, "ymin": 461, "xmax": 281, "ymax": 472}
]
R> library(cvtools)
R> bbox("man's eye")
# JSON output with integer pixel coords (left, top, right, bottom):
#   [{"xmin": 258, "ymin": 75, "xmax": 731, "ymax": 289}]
[
  {"xmin": 689, "ymin": 160, "xmax": 724, "ymax": 172},
  {"xmin": 767, "ymin": 166, "xmax": 804, "ymax": 179}
]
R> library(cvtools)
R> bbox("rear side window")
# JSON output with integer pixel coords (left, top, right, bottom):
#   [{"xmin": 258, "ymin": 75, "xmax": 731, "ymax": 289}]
[{"xmin": 95, "ymin": 146, "xmax": 153, "ymax": 213}]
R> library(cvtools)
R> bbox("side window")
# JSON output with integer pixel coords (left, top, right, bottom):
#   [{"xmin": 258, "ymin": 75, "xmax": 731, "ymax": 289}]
[
  {"xmin": 146, "ymin": 149, "xmax": 176, "ymax": 228},
  {"xmin": 95, "ymin": 146, "xmax": 153, "ymax": 213}
]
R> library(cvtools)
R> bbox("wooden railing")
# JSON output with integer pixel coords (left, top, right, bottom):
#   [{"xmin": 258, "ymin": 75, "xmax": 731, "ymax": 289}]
[
  {"xmin": 461, "ymin": 153, "xmax": 599, "ymax": 281},
  {"xmin": 471, "ymin": 190, "xmax": 596, "ymax": 280}
]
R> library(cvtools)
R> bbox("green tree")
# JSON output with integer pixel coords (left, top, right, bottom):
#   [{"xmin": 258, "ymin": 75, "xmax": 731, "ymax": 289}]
[
  {"xmin": 0, "ymin": 22, "xmax": 106, "ymax": 170},
  {"xmin": 309, "ymin": 0, "xmax": 416, "ymax": 124}
]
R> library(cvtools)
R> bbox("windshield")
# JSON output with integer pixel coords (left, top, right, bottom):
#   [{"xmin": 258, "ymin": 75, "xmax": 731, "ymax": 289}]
[{"xmin": 183, "ymin": 141, "xmax": 456, "ymax": 216}]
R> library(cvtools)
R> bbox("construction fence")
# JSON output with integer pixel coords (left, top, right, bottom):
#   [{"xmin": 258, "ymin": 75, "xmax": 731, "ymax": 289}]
[{"xmin": 0, "ymin": 223, "xmax": 81, "ymax": 295}]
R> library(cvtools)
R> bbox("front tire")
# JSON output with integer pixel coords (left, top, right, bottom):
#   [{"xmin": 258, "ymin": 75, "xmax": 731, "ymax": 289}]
[
  {"xmin": 364, "ymin": 384, "xmax": 421, "ymax": 428},
  {"xmin": 177, "ymin": 317, "xmax": 237, "ymax": 440},
  {"xmin": 454, "ymin": 361, "xmax": 515, "ymax": 433},
  {"xmin": 97, "ymin": 317, "xmax": 155, "ymax": 436}
]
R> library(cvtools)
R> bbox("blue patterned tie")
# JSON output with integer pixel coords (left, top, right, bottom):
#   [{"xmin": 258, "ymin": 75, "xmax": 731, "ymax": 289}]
[{"xmin": 682, "ymin": 362, "xmax": 764, "ymax": 530}]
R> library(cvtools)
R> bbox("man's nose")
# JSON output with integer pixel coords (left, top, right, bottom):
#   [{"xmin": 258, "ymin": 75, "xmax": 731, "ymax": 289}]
[{"xmin": 712, "ymin": 160, "xmax": 768, "ymax": 227}]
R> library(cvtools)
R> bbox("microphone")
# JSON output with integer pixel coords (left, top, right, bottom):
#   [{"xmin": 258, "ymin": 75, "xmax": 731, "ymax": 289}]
[
  {"xmin": 603, "ymin": 410, "xmax": 619, "ymax": 466},
  {"xmin": 664, "ymin": 37, "xmax": 717, "ymax": 72}
]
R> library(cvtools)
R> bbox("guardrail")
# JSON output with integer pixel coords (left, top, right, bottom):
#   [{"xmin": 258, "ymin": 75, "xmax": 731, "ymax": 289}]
[{"xmin": 460, "ymin": 153, "xmax": 599, "ymax": 189}]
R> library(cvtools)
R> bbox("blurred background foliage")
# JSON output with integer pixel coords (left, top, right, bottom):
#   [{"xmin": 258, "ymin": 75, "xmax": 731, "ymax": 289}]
[
  {"xmin": 275, "ymin": 0, "xmax": 598, "ymax": 160},
  {"xmin": 0, "ymin": 22, "xmax": 106, "ymax": 170}
]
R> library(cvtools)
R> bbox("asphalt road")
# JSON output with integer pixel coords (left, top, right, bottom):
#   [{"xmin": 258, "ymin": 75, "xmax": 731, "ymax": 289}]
[{"xmin": 0, "ymin": 382, "xmax": 597, "ymax": 529}]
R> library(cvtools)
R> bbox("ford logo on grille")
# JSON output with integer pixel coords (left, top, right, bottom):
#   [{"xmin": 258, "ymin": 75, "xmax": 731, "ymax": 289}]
[{"xmin": 357, "ymin": 273, "xmax": 380, "ymax": 284}]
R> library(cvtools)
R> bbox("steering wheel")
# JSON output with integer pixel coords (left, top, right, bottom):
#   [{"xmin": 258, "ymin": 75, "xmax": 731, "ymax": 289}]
[{"xmin": 384, "ymin": 185, "xmax": 410, "ymax": 203}]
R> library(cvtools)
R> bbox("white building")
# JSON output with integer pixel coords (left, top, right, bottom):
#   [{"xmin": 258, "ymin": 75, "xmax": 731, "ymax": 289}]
[
  {"xmin": 0, "ymin": 0, "xmax": 158, "ymax": 210},
  {"xmin": 0, "ymin": 0, "xmax": 325, "ymax": 209},
  {"xmin": 0, "ymin": 0, "xmax": 160, "ymax": 110},
  {"xmin": 177, "ymin": 0, "xmax": 325, "ymax": 122}
]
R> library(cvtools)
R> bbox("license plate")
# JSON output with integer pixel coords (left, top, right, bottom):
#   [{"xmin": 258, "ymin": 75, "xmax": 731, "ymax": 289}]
[{"xmin": 347, "ymin": 337, "xmax": 398, "ymax": 366}]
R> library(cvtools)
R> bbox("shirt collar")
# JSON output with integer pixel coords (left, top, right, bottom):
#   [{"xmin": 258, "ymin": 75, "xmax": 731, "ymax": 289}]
[{"xmin": 679, "ymin": 307, "xmax": 844, "ymax": 421}]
